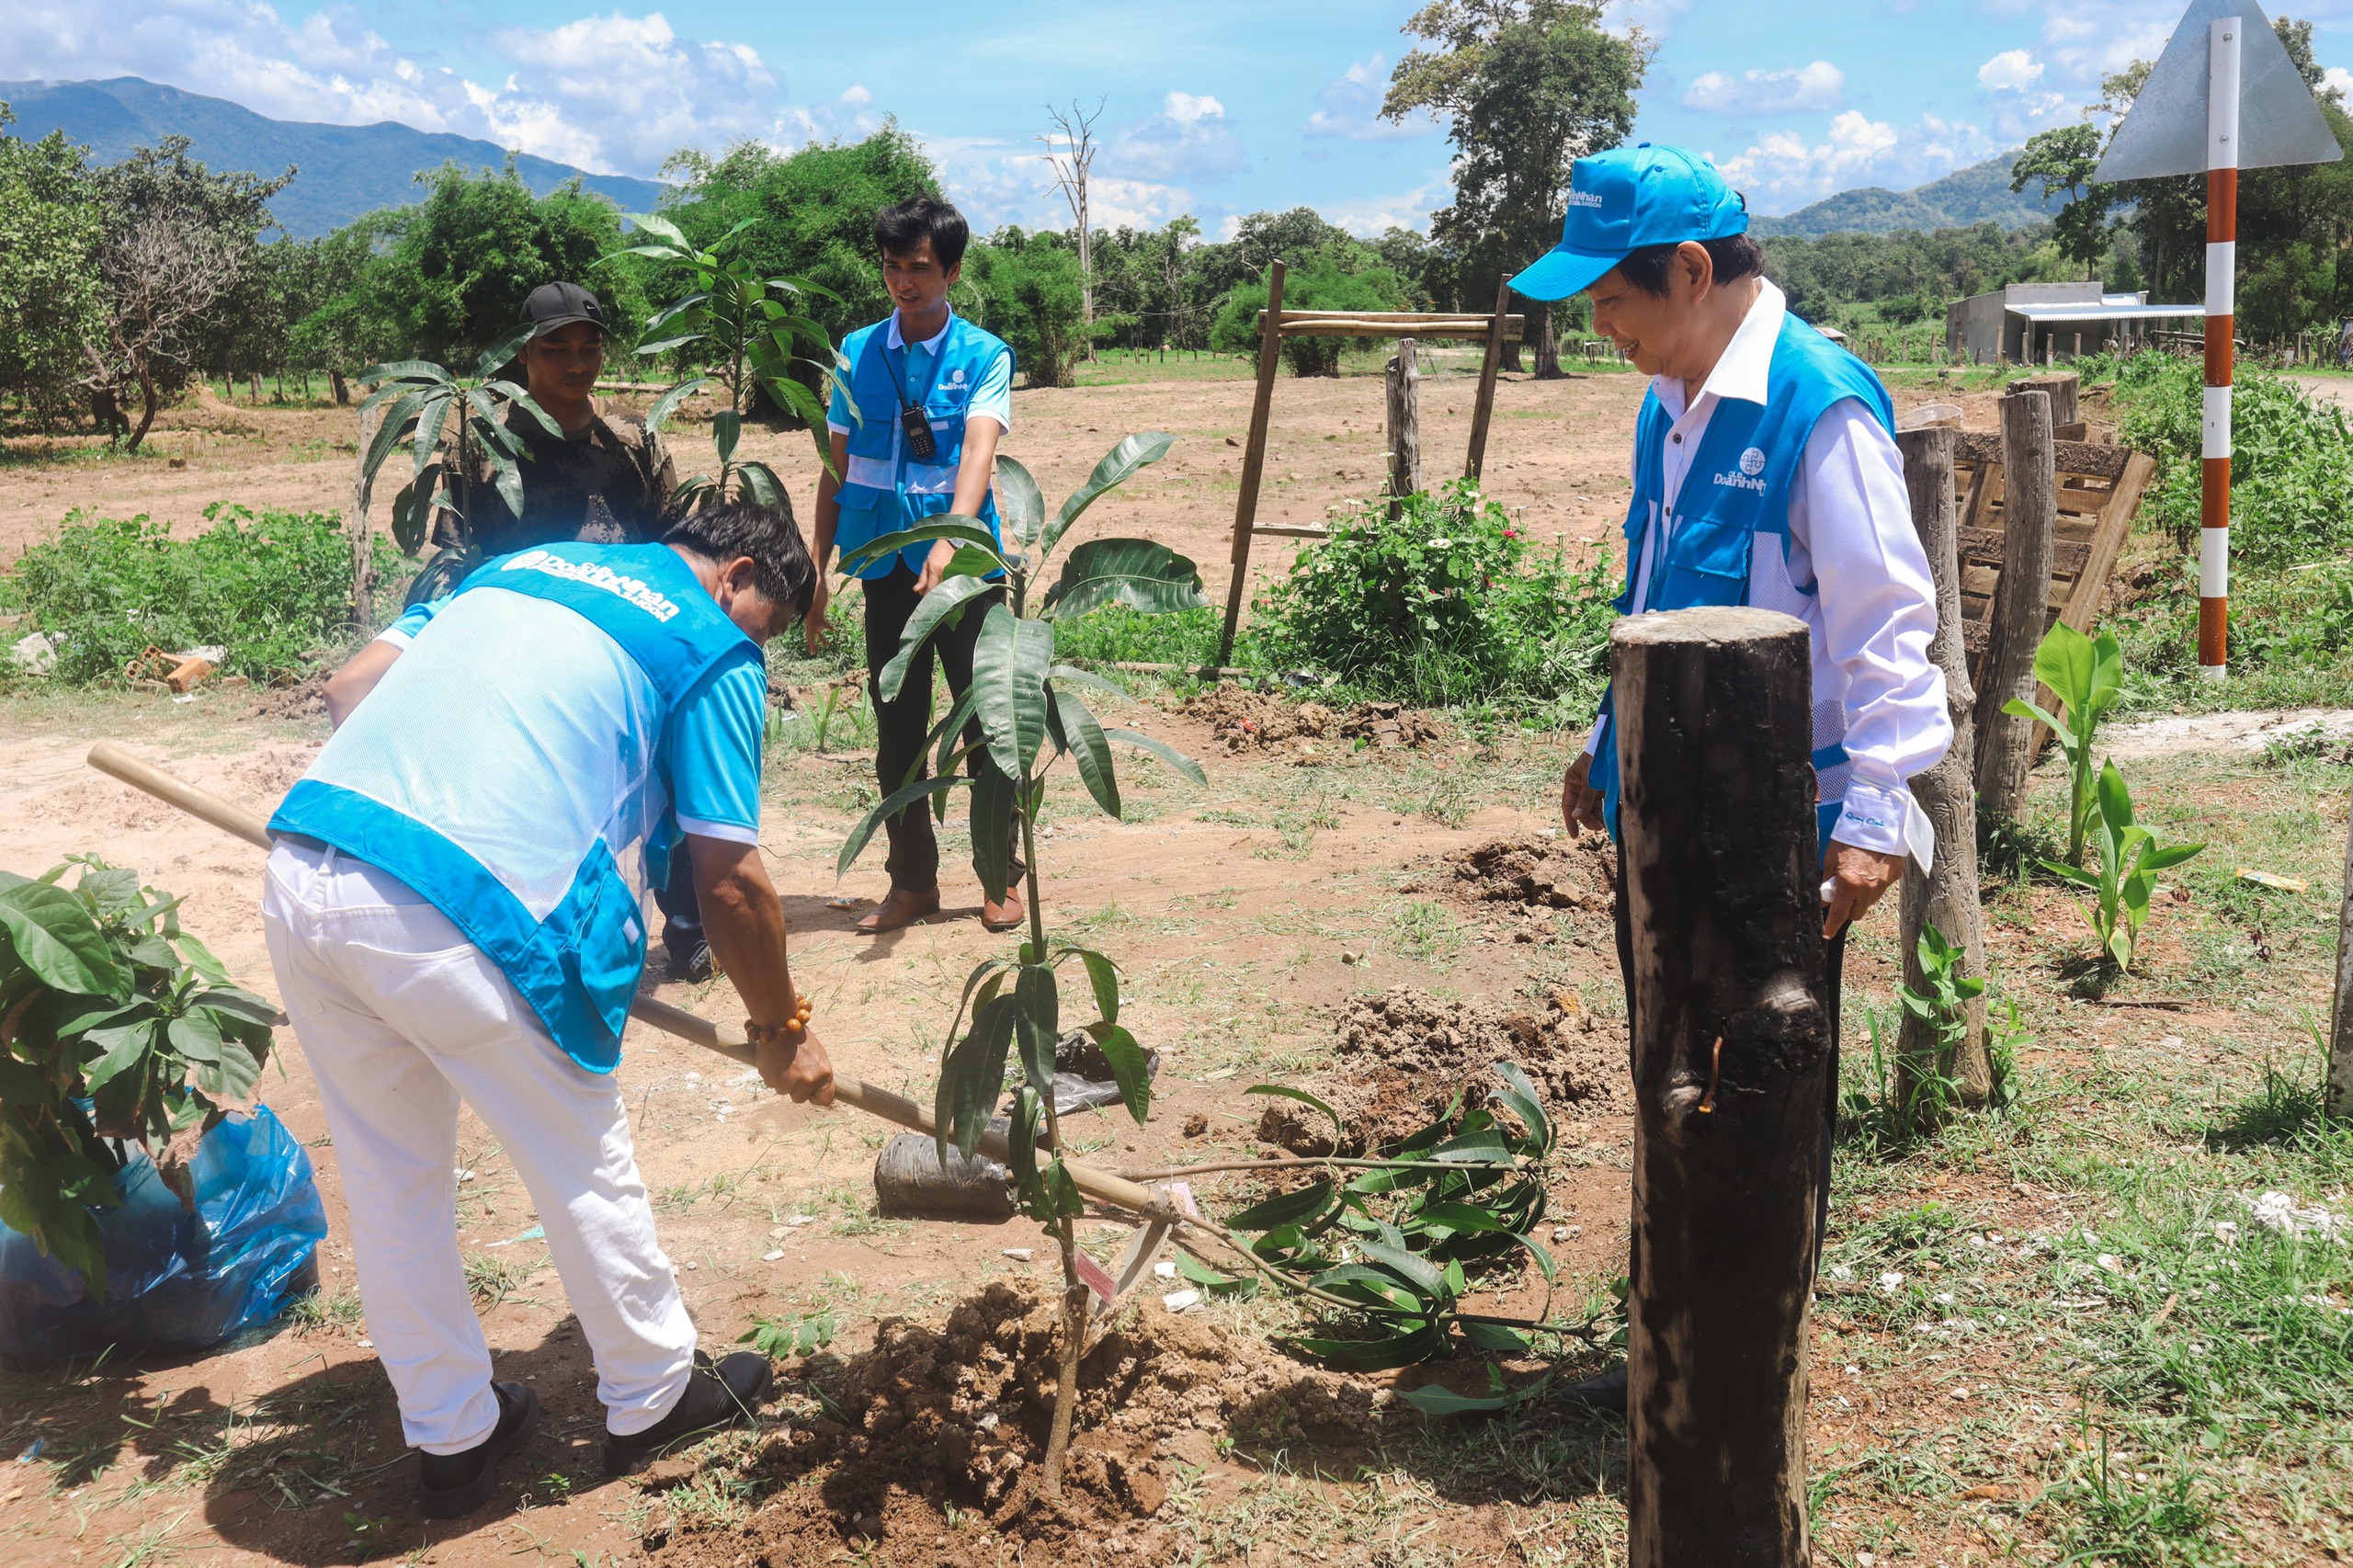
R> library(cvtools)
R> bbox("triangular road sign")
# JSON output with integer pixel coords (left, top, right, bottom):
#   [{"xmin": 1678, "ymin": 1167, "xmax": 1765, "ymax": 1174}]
[{"xmin": 2094, "ymin": 0, "xmax": 2343, "ymax": 181}]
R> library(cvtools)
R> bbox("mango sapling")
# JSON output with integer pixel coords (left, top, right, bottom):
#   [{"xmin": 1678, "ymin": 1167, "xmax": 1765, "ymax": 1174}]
[{"xmin": 835, "ymin": 431, "xmax": 1207, "ymax": 1497}]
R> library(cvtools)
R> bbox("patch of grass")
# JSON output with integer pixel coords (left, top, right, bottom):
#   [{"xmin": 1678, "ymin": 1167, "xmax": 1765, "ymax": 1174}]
[
  {"xmin": 462, "ymin": 1253, "xmax": 531, "ymax": 1310},
  {"xmin": 286, "ymin": 1288, "xmax": 364, "ymax": 1334},
  {"xmin": 1052, "ymin": 602, "xmax": 1226, "ymax": 673}
]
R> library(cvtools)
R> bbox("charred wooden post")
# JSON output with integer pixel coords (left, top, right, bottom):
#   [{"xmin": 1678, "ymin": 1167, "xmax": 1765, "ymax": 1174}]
[
  {"xmin": 1616, "ymin": 606, "xmax": 1828, "ymax": 1568},
  {"xmin": 1894, "ymin": 426, "xmax": 1991, "ymax": 1112},
  {"xmin": 1973, "ymin": 387, "xmax": 2057, "ymax": 820},
  {"xmin": 1385, "ymin": 337, "xmax": 1421, "ymax": 517}
]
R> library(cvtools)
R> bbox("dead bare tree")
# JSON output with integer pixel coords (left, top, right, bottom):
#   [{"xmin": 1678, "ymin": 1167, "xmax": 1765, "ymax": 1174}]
[
  {"xmin": 1039, "ymin": 99, "xmax": 1104, "ymax": 353},
  {"xmin": 85, "ymin": 209, "xmax": 249, "ymax": 452}
]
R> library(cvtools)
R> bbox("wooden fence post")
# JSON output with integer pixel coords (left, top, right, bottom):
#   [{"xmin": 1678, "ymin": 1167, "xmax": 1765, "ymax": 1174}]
[
  {"xmin": 2327, "ymin": 796, "xmax": 2353, "ymax": 1119},
  {"xmin": 1218, "ymin": 258, "xmax": 1287, "ymax": 666},
  {"xmin": 1385, "ymin": 337, "xmax": 1420, "ymax": 517},
  {"xmin": 1973, "ymin": 387, "xmax": 2056, "ymax": 820},
  {"xmin": 1616, "ymin": 606, "xmax": 1827, "ymax": 1568},
  {"xmin": 1463, "ymin": 276, "xmax": 1511, "ymax": 483},
  {"xmin": 1894, "ymin": 426, "xmax": 1991, "ymax": 1110},
  {"xmin": 349, "ymin": 398, "xmax": 381, "ymax": 631}
]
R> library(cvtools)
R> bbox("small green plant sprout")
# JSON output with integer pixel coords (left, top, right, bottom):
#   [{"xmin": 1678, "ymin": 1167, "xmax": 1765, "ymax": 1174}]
[
  {"xmin": 2001, "ymin": 621, "xmax": 2124, "ymax": 866},
  {"xmin": 0, "ymin": 858, "xmax": 278, "ymax": 1293},
  {"xmin": 2043, "ymin": 760, "xmax": 2205, "ymax": 971},
  {"xmin": 737, "ymin": 1307, "xmax": 835, "ymax": 1358},
  {"xmin": 1892, "ymin": 921, "xmax": 1985, "ymax": 1134},
  {"xmin": 832, "ymin": 431, "xmax": 1207, "ymax": 1498},
  {"xmin": 353, "ymin": 326, "xmax": 560, "ymax": 594},
  {"xmin": 603, "ymin": 214, "xmax": 842, "ymax": 506}
]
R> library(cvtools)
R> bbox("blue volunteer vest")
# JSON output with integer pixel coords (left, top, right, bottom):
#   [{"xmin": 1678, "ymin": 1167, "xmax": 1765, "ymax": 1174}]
[
  {"xmin": 1594, "ymin": 312, "xmax": 1895, "ymax": 853},
  {"xmin": 269, "ymin": 543, "xmax": 762, "ymax": 1071},
  {"xmin": 835, "ymin": 313, "xmax": 1013, "ymax": 578}
]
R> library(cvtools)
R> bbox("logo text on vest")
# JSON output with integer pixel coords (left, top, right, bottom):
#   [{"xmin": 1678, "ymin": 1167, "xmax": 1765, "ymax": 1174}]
[{"xmin": 503, "ymin": 550, "xmax": 681, "ymax": 622}]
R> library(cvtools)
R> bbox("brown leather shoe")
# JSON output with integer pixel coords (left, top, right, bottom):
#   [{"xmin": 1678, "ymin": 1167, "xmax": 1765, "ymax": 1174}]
[
  {"xmin": 856, "ymin": 886, "xmax": 940, "ymax": 935},
  {"xmin": 981, "ymin": 889, "xmax": 1027, "ymax": 933}
]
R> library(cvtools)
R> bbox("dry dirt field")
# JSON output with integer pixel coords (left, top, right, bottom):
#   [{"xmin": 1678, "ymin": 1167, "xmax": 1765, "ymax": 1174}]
[{"xmin": 2, "ymin": 361, "xmax": 2348, "ymax": 1568}]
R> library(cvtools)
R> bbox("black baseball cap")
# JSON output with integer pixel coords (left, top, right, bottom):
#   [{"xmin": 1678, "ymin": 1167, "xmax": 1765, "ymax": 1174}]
[{"xmin": 520, "ymin": 281, "xmax": 607, "ymax": 339}]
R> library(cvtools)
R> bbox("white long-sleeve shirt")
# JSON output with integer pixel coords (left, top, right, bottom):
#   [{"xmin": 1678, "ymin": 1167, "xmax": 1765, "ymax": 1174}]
[{"xmin": 1588, "ymin": 280, "xmax": 1952, "ymax": 869}]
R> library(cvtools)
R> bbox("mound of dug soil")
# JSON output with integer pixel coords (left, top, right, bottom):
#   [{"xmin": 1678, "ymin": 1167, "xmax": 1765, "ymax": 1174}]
[
  {"xmin": 1182, "ymin": 686, "xmax": 1441, "ymax": 759},
  {"xmin": 716, "ymin": 1279, "xmax": 1379, "ymax": 1559},
  {"xmin": 1261, "ymin": 985, "xmax": 1628, "ymax": 1156},
  {"xmin": 1441, "ymin": 834, "xmax": 1618, "ymax": 914}
]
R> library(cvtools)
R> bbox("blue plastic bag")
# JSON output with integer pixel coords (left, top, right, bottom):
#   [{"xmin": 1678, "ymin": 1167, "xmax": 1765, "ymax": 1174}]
[{"xmin": 0, "ymin": 1105, "xmax": 327, "ymax": 1368}]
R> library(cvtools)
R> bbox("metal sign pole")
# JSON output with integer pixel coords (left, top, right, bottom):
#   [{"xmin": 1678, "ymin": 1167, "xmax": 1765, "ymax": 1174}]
[{"xmin": 2201, "ymin": 17, "xmax": 2241, "ymax": 679}]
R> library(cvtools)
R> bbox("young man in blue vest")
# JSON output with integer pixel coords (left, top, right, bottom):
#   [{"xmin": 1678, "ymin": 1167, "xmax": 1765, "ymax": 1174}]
[
  {"xmin": 268, "ymin": 501, "xmax": 836, "ymax": 1516},
  {"xmin": 805, "ymin": 195, "xmax": 1024, "ymax": 934},
  {"xmin": 1522, "ymin": 144, "xmax": 1952, "ymax": 1412}
]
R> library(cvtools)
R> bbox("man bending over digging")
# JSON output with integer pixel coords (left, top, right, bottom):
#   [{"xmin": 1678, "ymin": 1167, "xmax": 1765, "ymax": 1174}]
[
  {"xmin": 265, "ymin": 499, "xmax": 835, "ymax": 1517},
  {"xmin": 1527, "ymin": 144, "xmax": 1952, "ymax": 1412},
  {"xmin": 806, "ymin": 194, "xmax": 1025, "ymax": 934}
]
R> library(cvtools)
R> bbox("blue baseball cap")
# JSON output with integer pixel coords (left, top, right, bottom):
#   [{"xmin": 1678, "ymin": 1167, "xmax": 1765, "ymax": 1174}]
[{"xmin": 1509, "ymin": 143, "xmax": 1748, "ymax": 301}]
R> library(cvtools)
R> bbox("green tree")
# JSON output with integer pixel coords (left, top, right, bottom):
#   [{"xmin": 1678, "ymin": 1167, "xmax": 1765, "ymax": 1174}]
[
  {"xmin": 0, "ymin": 106, "xmax": 104, "ymax": 426},
  {"xmin": 961, "ymin": 230, "xmax": 1089, "ymax": 387},
  {"xmin": 1209, "ymin": 257, "xmax": 1407, "ymax": 376},
  {"xmin": 2010, "ymin": 124, "xmax": 2116, "ymax": 278},
  {"xmin": 1382, "ymin": 0, "xmax": 1649, "ymax": 377}
]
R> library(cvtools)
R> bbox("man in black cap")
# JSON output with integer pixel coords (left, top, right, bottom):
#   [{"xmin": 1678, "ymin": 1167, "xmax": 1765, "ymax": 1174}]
[{"xmin": 423, "ymin": 281, "xmax": 714, "ymax": 981}]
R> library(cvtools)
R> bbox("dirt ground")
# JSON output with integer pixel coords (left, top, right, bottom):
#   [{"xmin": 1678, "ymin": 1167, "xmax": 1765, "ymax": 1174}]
[{"xmin": 2, "ymin": 363, "xmax": 2347, "ymax": 1567}]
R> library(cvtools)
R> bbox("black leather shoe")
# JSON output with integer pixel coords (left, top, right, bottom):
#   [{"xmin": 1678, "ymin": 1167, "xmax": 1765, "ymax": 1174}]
[
  {"xmin": 665, "ymin": 929, "xmax": 715, "ymax": 983},
  {"xmin": 418, "ymin": 1381, "xmax": 540, "ymax": 1519},
  {"xmin": 602, "ymin": 1350, "xmax": 772, "ymax": 1476},
  {"xmin": 1557, "ymin": 1364, "xmax": 1628, "ymax": 1417}
]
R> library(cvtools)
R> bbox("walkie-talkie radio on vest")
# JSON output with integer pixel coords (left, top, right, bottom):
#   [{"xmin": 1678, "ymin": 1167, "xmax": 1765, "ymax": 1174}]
[{"xmin": 882, "ymin": 341, "xmax": 938, "ymax": 462}]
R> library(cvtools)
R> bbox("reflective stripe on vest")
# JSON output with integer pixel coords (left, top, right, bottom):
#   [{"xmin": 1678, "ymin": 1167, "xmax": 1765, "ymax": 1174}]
[{"xmin": 268, "ymin": 543, "xmax": 761, "ymax": 1071}]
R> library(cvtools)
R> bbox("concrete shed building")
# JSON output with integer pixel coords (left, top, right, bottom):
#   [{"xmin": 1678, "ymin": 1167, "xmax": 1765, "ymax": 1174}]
[{"xmin": 1946, "ymin": 281, "xmax": 2203, "ymax": 363}]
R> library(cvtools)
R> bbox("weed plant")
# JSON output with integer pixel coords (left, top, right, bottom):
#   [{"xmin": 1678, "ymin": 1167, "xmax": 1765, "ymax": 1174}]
[
  {"xmin": 1248, "ymin": 479, "xmax": 1618, "ymax": 722},
  {"xmin": 2, "ymin": 505, "xmax": 402, "ymax": 685}
]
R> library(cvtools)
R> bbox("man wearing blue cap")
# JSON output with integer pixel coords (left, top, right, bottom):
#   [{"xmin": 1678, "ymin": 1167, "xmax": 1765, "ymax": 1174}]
[{"xmin": 1528, "ymin": 144, "xmax": 1951, "ymax": 1412}]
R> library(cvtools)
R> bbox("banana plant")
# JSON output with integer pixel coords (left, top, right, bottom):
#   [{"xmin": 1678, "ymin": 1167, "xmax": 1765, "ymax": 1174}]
[
  {"xmin": 833, "ymin": 431, "xmax": 1206, "ymax": 1497},
  {"xmin": 2003, "ymin": 621, "xmax": 2124, "ymax": 867},
  {"xmin": 353, "ymin": 324, "xmax": 559, "ymax": 601},
  {"xmin": 604, "ymin": 214, "xmax": 843, "ymax": 507},
  {"xmin": 2043, "ymin": 760, "xmax": 2204, "ymax": 971}
]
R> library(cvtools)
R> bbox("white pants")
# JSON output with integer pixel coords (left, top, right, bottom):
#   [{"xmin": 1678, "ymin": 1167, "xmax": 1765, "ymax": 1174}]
[{"xmin": 262, "ymin": 838, "xmax": 696, "ymax": 1453}]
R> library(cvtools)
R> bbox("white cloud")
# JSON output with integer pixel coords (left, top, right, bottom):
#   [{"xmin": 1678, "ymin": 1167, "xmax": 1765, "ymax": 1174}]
[
  {"xmin": 1106, "ymin": 90, "xmax": 1245, "ymax": 182},
  {"xmin": 2326, "ymin": 65, "xmax": 2353, "ymax": 101},
  {"xmin": 1681, "ymin": 61, "xmax": 1847, "ymax": 116},
  {"xmin": 1713, "ymin": 108, "xmax": 1995, "ymax": 212},
  {"xmin": 1316, "ymin": 179, "xmax": 1447, "ymax": 236},
  {"xmin": 1977, "ymin": 49, "xmax": 2045, "ymax": 93},
  {"xmin": 0, "ymin": 0, "xmax": 804, "ymax": 176},
  {"xmin": 1302, "ymin": 54, "xmax": 1438, "ymax": 141}
]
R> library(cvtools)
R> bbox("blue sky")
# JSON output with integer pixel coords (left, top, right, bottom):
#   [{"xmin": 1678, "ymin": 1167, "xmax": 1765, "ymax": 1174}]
[{"xmin": 6, "ymin": 0, "xmax": 2349, "ymax": 227}]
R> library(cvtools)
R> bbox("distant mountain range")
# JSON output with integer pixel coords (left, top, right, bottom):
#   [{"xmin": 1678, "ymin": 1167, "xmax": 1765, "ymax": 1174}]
[
  {"xmin": 0, "ymin": 77, "xmax": 665, "ymax": 239},
  {"xmin": 1747, "ymin": 153, "xmax": 2067, "ymax": 239}
]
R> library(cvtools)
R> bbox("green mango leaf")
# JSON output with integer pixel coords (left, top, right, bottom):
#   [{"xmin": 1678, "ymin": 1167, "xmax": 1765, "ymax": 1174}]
[
  {"xmin": 643, "ymin": 377, "xmax": 709, "ymax": 435},
  {"xmin": 1040, "ymin": 432, "xmax": 1176, "ymax": 557},
  {"xmin": 880, "ymin": 576, "xmax": 995, "ymax": 703},
  {"xmin": 1226, "ymin": 1178, "xmax": 1336, "ymax": 1233},
  {"xmin": 1045, "ymin": 664, "xmax": 1133, "ymax": 706},
  {"xmin": 1414, "ymin": 1201, "xmax": 1513, "ymax": 1237},
  {"xmin": 1398, "ymin": 1381, "xmax": 1526, "ymax": 1415},
  {"xmin": 356, "ymin": 359, "xmax": 449, "ymax": 392},
  {"xmin": 472, "ymin": 324, "xmax": 538, "ymax": 381},
  {"xmin": 1245, "ymin": 1083, "xmax": 1345, "ymax": 1140},
  {"xmin": 1087, "ymin": 1021, "xmax": 1153, "ymax": 1126},
  {"xmin": 390, "ymin": 481, "xmax": 426, "ymax": 556},
  {"xmin": 969, "ymin": 605, "xmax": 1054, "ymax": 781},
  {"xmin": 1006, "ymin": 1085, "xmax": 1048, "ymax": 1210},
  {"xmin": 1044, "ymin": 1157, "xmax": 1086, "ymax": 1220},
  {"xmin": 0, "ymin": 882, "xmax": 121, "ymax": 996},
  {"xmin": 1459, "ymin": 1320, "xmax": 1533, "ymax": 1354},
  {"xmin": 938, "ymin": 994, "xmax": 1017, "ymax": 1165},
  {"xmin": 995, "ymin": 456, "xmax": 1046, "ymax": 548},
  {"xmin": 358, "ymin": 387, "xmax": 432, "ymax": 512},
  {"xmin": 713, "ymin": 410, "xmax": 742, "ymax": 468},
  {"xmin": 1103, "ymin": 727, "xmax": 1207, "ymax": 786},
  {"xmin": 837, "ymin": 776, "xmax": 968, "ymax": 878},
  {"xmin": 1014, "ymin": 964, "xmax": 1059, "ymax": 1094},
  {"xmin": 1040, "ymin": 539, "xmax": 1208, "ymax": 619},
  {"xmin": 1292, "ymin": 1321, "xmax": 1446, "ymax": 1371},
  {"xmin": 1065, "ymin": 946, "xmax": 1120, "ymax": 1026},
  {"xmin": 1173, "ymin": 1254, "xmax": 1253, "ymax": 1295},
  {"xmin": 736, "ymin": 460, "xmax": 785, "ymax": 510},
  {"xmin": 1490, "ymin": 1062, "xmax": 1553, "ymax": 1155},
  {"xmin": 969, "ymin": 757, "xmax": 1017, "ymax": 904},
  {"xmin": 1048, "ymin": 687, "xmax": 1120, "ymax": 818},
  {"xmin": 1353, "ymin": 1238, "xmax": 1449, "ymax": 1301}
]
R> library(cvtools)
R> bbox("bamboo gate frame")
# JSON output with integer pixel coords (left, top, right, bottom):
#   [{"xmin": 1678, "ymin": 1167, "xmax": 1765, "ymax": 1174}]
[{"xmin": 1215, "ymin": 259, "xmax": 1525, "ymax": 665}]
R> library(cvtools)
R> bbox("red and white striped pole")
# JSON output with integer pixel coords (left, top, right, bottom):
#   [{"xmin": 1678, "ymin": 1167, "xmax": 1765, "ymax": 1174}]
[{"xmin": 2201, "ymin": 17, "xmax": 2241, "ymax": 679}]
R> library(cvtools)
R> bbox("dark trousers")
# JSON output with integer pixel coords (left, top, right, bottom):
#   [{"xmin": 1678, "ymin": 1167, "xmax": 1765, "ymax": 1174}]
[
  {"xmin": 654, "ymin": 846, "xmax": 699, "ymax": 943},
  {"xmin": 861, "ymin": 563, "xmax": 1024, "ymax": 893},
  {"xmin": 1612, "ymin": 860, "xmax": 1844, "ymax": 1278}
]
